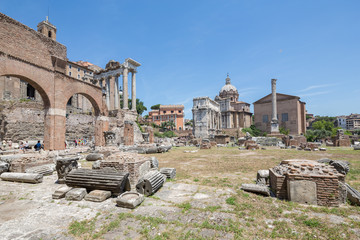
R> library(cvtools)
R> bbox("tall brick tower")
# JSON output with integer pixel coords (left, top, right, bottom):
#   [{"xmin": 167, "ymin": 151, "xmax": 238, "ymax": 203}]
[{"xmin": 37, "ymin": 16, "xmax": 57, "ymax": 41}]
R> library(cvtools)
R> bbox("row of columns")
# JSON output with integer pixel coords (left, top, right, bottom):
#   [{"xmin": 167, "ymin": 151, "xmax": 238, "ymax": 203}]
[{"xmin": 103, "ymin": 68, "xmax": 137, "ymax": 111}]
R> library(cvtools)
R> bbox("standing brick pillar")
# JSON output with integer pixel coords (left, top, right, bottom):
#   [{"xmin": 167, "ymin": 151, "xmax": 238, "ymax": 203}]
[
  {"xmin": 44, "ymin": 108, "xmax": 66, "ymax": 150},
  {"xmin": 124, "ymin": 121, "xmax": 134, "ymax": 146},
  {"xmin": 95, "ymin": 116, "xmax": 109, "ymax": 147}
]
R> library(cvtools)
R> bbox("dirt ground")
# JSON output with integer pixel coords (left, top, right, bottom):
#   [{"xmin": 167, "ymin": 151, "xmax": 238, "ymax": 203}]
[{"xmin": 0, "ymin": 146, "xmax": 360, "ymax": 239}]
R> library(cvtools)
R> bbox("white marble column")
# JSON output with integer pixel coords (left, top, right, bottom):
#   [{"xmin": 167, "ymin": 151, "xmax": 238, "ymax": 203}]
[
  {"xmin": 123, "ymin": 68, "xmax": 129, "ymax": 110},
  {"xmin": 271, "ymin": 78, "xmax": 279, "ymax": 133},
  {"xmin": 106, "ymin": 78, "xmax": 110, "ymax": 109},
  {"xmin": 114, "ymin": 75, "xmax": 119, "ymax": 110},
  {"xmin": 131, "ymin": 71, "xmax": 136, "ymax": 112}
]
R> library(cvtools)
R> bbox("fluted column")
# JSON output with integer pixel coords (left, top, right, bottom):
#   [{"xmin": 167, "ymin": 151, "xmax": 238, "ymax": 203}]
[
  {"xmin": 105, "ymin": 78, "xmax": 110, "ymax": 109},
  {"xmin": 114, "ymin": 75, "xmax": 119, "ymax": 109},
  {"xmin": 131, "ymin": 71, "xmax": 136, "ymax": 112},
  {"xmin": 123, "ymin": 68, "xmax": 129, "ymax": 110}
]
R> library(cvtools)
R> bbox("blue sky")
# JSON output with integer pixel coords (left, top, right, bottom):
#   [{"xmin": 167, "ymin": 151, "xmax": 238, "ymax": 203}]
[{"xmin": 1, "ymin": 0, "xmax": 359, "ymax": 118}]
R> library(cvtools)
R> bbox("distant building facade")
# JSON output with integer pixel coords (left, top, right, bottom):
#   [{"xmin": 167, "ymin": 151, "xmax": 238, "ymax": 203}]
[
  {"xmin": 148, "ymin": 105, "xmax": 184, "ymax": 130},
  {"xmin": 192, "ymin": 97, "xmax": 221, "ymax": 138},
  {"xmin": 346, "ymin": 114, "xmax": 360, "ymax": 130},
  {"xmin": 253, "ymin": 93, "xmax": 306, "ymax": 135},
  {"xmin": 335, "ymin": 116, "xmax": 347, "ymax": 129},
  {"xmin": 214, "ymin": 75, "xmax": 252, "ymax": 129}
]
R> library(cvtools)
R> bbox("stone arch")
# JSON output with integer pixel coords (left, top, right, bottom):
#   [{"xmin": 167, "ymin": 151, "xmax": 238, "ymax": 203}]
[
  {"xmin": 62, "ymin": 80, "xmax": 108, "ymax": 147},
  {"xmin": 0, "ymin": 73, "xmax": 51, "ymax": 108}
]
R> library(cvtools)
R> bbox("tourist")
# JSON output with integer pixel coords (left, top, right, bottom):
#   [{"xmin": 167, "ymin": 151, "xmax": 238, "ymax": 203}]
[
  {"xmin": 74, "ymin": 139, "xmax": 77, "ymax": 147},
  {"xmin": 34, "ymin": 140, "xmax": 42, "ymax": 151},
  {"xmin": 24, "ymin": 141, "xmax": 29, "ymax": 150},
  {"xmin": 2, "ymin": 140, "xmax": 6, "ymax": 150},
  {"xmin": 7, "ymin": 139, "xmax": 12, "ymax": 149}
]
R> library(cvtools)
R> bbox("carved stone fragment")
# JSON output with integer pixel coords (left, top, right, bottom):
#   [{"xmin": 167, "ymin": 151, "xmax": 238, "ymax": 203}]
[
  {"xmin": 116, "ymin": 192, "xmax": 144, "ymax": 209},
  {"xmin": 55, "ymin": 157, "xmax": 79, "ymax": 184}
]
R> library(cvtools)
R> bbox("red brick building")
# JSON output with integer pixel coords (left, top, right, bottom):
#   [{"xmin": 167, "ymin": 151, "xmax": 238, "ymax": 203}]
[{"xmin": 148, "ymin": 105, "xmax": 184, "ymax": 130}]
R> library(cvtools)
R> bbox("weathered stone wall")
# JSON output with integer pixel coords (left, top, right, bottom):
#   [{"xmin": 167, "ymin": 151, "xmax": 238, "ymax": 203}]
[
  {"xmin": 65, "ymin": 113, "xmax": 95, "ymax": 142},
  {"xmin": 0, "ymin": 101, "xmax": 97, "ymax": 142}
]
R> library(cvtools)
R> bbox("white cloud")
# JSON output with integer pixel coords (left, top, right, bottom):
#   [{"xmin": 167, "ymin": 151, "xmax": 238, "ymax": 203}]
[
  {"xmin": 298, "ymin": 91, "xmax": 331, "ymax": 97},
  {"xmin": 299, "ymin": 83, "xmax": 338, "ymax": 92}
]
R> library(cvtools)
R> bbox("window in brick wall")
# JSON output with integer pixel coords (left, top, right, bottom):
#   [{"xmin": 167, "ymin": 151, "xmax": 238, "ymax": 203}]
[
  {"xmin": 282, "ymin": 113, "xmax": 289, "ymax": 122},
  {"xmin": 78, "ymin": 68, "xmax": 80, "ymax": 71},
  {"xmin": 69, "ymin": 65, "xmax": 72, "ymax": 69},
  {"xmin": 78, "ymin": 74, "xmax": 80, "ymax": 79},
  {"xmin": 262, "ymin": 115, "xmax": 268, "ymax": 123},
  {"xmin": 69, "ymin": 72, "xmax": 72, "ymax": 76},
  {"xmin": 179, "ymin": 110, "xmax": 181, "ymax": 113}
]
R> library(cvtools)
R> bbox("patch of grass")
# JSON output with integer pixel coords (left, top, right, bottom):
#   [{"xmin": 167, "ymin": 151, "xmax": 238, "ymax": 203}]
[
  {"xmin": 204, "ymin": 205, "xmax": 221, "ymax": 212},
  {"xmin": 193, "ymin": 178, "xmax": 199, "ymax": 182},
  {"xmin": 226, "ymin": 196, "xmax": 236, "ymax": 205},
  {"xmin": 303, "ymin": 218, "xmax": 321, "ymax": 228},
  {"xmin": 177, "ymin": 202, "xmax": 192, "ymax": 212}
]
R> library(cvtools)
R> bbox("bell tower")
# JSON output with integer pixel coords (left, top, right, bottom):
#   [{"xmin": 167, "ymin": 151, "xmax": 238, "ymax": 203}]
[{"xmin": 37, "ymin": 16, "xmax": 57, "ymax": 41}]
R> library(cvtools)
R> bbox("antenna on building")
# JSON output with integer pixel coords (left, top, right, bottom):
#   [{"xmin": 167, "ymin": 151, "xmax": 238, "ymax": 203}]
[{"xmin": 47, "ymin": 0, "xmax": 50, "ymax": 21}]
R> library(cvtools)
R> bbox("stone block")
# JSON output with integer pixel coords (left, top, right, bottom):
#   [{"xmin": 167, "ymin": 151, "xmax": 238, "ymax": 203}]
[
  {"xmin": 86, "ymin": 153, "xmax": 104, "ymax": 161},
  {"xmin": 92, "ymin": 160, "xmax": 101, "ymax": 169},
  {"xmin": 288, "ymin": 180, "xmax": 317, "ymax": 205},
  {"xmin": 0, "ymin": 172, "xmax": 43, "ymax": 183},
  {"xmin": 319, "ymin": 148, "xmax": 327, "ymax": 151},
  {"xmin": 354, "ymin": 145, "xmax": 360, "ymax": 151},
  {"xmin": 52, "ymin": 186, "xmax": 72, "ymax": 199},
  {"xmin": 84, "ymin": 190, "xmax": 111, "ymax": 202},
  {"xmin": 25, "ymin": 164, "xmax": 55, "ymax": 176},
  {"xmin": 65, "ymin": 188, "xmax": 87, "ymax": 201},
  {"xmin": 116, "ymin": 192, "xmax": 144, "ymax": 209}
]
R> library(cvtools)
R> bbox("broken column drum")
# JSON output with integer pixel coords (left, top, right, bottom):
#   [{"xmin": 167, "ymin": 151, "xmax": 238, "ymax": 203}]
[
  {"xmin": 160, "ymin": 168, "xmax": 176, "ymax": 179},
  {"xmin": 65, "ymin": 168, "xmax": 130, "ymax": 196},
  {"xmin": 0, "ymin": 172, "xmax": 43, "ymax": 183},
  {"xmin": 136, "ymin": 170, "xmax": 165, "ymax": 196},
  {"xmin": 55, "ymin": 157, "xmax": 79, "ymax": 184}
]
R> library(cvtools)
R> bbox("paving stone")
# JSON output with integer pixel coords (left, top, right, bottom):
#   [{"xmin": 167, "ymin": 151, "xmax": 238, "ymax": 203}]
[
  {"xmin": 116, "ymin": 192, "xmax": 144, "ymax": 209},
  {"xmin": 52, "ymin": 186, "xmax": 72, "ymax": 199},
  {"xmin": 65, "ymin": 188, "xmax": 87, "ymax": 201},
  {"xmin": 84, "ymin": 190, "xmax": 111, "ymax": 202}
]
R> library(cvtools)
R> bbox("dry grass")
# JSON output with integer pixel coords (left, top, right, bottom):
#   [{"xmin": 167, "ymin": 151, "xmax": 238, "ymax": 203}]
[{"xmin": 69, "ymin": 146, "xmax": 360, "ymax": 239}]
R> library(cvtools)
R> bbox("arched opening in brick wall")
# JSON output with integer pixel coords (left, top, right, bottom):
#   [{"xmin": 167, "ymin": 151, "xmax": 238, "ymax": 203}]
[
  {"xmin": 0, "ymin": 74, "xmax": 51, "ymax": 145},
  {"xmin": 65, "ymin": 93, "xmax": 100, "ymax": 147}
]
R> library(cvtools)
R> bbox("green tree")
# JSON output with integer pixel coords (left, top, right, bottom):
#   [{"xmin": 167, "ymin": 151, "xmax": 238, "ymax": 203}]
[
  {"xmin": 150, "ymin": 104, "xmax": 161, "ymax": 110},
  {"xmin": 242, "ymin": 125, "xmax": 263, "ymax": 137},
  {"xmin": 121, "ymin": 98, "xmax": 147, "ymax": 115},
  {"xmin": 279, "ymin": 127, "xmax": 289, "ymax": 135}
]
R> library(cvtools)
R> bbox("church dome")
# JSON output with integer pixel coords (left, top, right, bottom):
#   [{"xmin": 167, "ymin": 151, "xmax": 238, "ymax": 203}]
[{"xmin": 220, "ymin": 74, "xmax": 237, "ymax": 93}]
